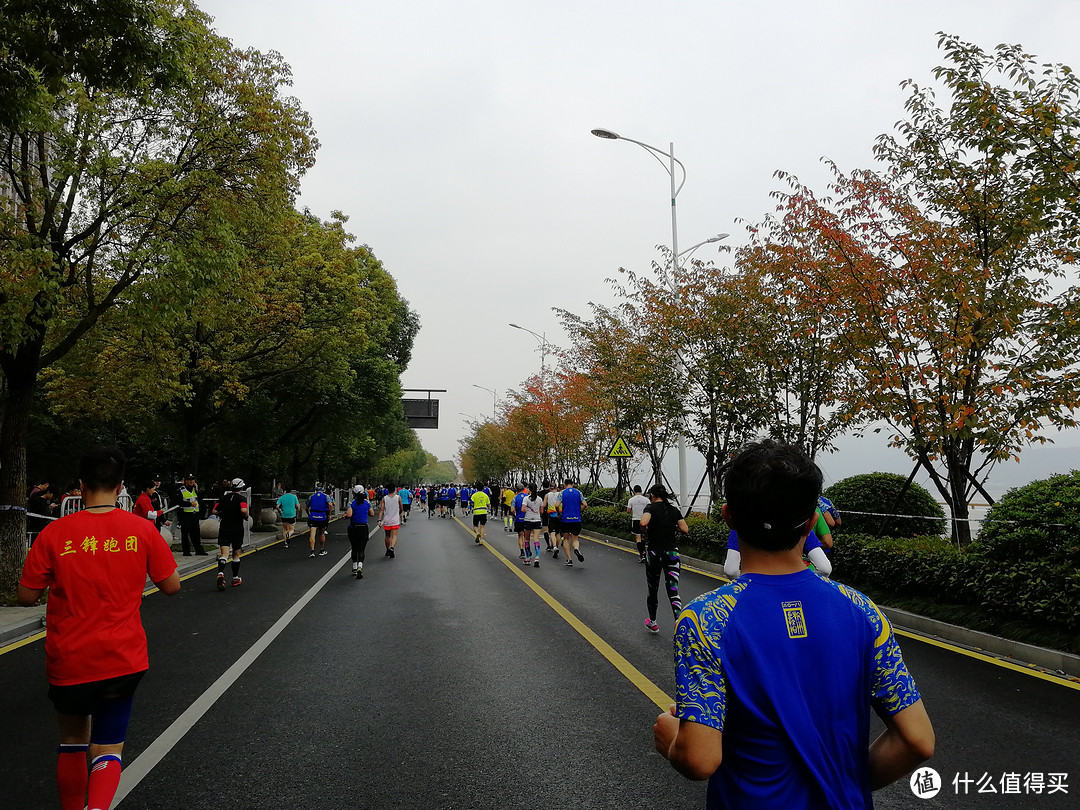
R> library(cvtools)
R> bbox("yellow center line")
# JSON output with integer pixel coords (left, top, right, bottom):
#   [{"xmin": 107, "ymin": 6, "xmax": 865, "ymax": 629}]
[{"xmin": 454, "ymin": 517, "xmax": 673, "ymax": 709}]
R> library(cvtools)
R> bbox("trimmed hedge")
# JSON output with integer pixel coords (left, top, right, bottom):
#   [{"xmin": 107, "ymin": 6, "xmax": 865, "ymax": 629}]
[
  {"xmin": 832, "ymin": 534, "xmax": 1080, "ymax": 635},
  {"xmin": 970, "ymin": 471, "xmax": 1080, "ymax": 565},
  {"xmin": 825, "ymin": 473, "xmax": 946, "ymax": 538}
]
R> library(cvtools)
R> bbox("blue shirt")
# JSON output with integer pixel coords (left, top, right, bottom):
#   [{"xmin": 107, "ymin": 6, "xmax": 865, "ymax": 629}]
[
  {"xmin": 349, "ymin": 499, "xmax": 371, "ymax": 525},
  {"xmin": 308, "ymin": 491, "xmax": 331, "ymax": 521},
  {"xmin": 513, "ymin": 492, "xmax": 526, "ymax": 521},
  {"xmin": 400, "ymin": 489, "xmax": 411, "ymax": 505},
  {"xmin": 560, "ymin": 487, "xmax": 584, "ymax": 522},
  {"xmin": 675, "ymin": 570, "xmax": 921, "ymax": 809},
  {"xmin": 448, "ymin": 487, "xmax": 458, "ymax": 501}
]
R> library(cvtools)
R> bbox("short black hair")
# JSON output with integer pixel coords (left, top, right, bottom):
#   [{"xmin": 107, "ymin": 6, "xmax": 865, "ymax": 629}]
[
  {"xmin": 79, "ymin": 446, "xmax": 126, "ymax": 493},
  {"xmin": 633, "ymin": 485, "xmax": 642, "ymax": 493},
  {"xmin": 723, "ymin": 440, "xmax": 822, "ymax": 552}
]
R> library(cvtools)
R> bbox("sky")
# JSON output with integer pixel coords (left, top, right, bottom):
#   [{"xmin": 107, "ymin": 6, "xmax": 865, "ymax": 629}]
[{"xmin": 195, "ymin": 0, "xmax": 1080, "ymax": 499}]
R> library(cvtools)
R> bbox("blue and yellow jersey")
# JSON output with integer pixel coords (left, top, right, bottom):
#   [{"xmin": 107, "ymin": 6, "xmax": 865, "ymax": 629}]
[{"xmin": 675, "ymin": 569, "xmax": 920, "ymax": 809}]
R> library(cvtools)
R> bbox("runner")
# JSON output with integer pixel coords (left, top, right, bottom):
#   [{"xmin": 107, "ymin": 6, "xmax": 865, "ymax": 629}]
[
  {"xmin": 459, "ymin": 484, "xmax": 471, "ymax": 516},
  {"xmin": 638, "ymin": 484, "xmax": 688, "ymax": 633},
  {"xmin": 306, "ymin": 484, "xmax": 332, "ymax": 558},
  {"xmin": 470, "ymin": 481, "xmax": 490, "ymax": 544},
  {"xmin": 654, "ymin": 440, "xmax": 934, "ymax": 805},
  {"xmin": 379, "ymin": 483, "xmax": 403, "ymax": 558},
  {"xmin": 17, "ymin": 446, "xmax": 181, "ymax": 810},
  {"xmin": 447, "ymin": 483, "xmax": 458, "ymax": 518},
  {"xmin": 512, "ymin": 484, "xmax": 529, "ymax": 561},
  {"xmin": 558, "ymin": 479, "xmax": 587, "ymax": 567},
  {"xmin": 502, "ymin": 485, "xmax": 515, "ymax": 532},
  {"xmin": 399, "ymin": 486, "xmax": 412, "ymax": 523},
  {"xmin": 213, "ymin": 478, "xmax": 249, "ymax": 589},
  {"xmin": 544, "ymin": 482, "xmax": 562, "ymax": 557},
  {"xmin": 522, "ymin": 482, "xmax": 544, "ymax": 567},
  {"xmin": 627, "ymin": 485, "xmax": 651, "ymax": 563},
  {"xmin": 346, "ymin": 486, "xmax": 372, "ymax": 578},
  {"xmin": 276, "ymin": 485, "xmax": 299, "ymax": 548}
]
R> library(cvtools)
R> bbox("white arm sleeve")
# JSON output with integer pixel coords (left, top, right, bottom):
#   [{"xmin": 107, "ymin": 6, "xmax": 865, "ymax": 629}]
[
  {"xmin": 807, "ymin": 546, "xmax": 832, "ymax": 577},
  {"xmin": 723, "ymin": 549, "xmax": 741, "ymax": 579}
]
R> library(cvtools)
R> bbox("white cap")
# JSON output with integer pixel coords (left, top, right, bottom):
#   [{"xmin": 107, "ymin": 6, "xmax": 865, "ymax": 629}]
[{"xmin": 231, "ymin": 477, "xmax": 246, "ymax": 489}]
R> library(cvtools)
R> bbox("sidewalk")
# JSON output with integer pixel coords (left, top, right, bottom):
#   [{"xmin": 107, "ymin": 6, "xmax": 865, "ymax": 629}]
[{"xmin": 0, "ymin": 521, "xmax": 297, "ymax": 647}]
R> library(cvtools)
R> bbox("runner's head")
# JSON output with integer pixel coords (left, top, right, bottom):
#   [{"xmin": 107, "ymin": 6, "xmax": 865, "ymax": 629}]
[
  {"xmin": 633, "ymin": 485, "xmax": 642, "ymax": 494},
  {"xmin": 231, "ymin": 477, "xmax": 246, "ymax": 491},
  {"xmin": 723, "ymin": 440, "xmax": 821, "ymax": 553},
  {"xmin": 352, "ymin": 485, "xmax": 367, "ymax": 501},
  {"xmin": 78, "ymin": 446, "xmax": 126, "ymax": 494},
  {"xmin": 648, "ymin": 484, "xmax": 672, "ymax": 504}
]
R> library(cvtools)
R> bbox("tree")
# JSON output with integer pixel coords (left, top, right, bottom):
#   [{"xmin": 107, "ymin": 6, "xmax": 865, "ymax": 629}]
[
  {"xmin": 0, "ymin": 1, "xmax": 317, "ymax": 592},
  {"xmin": 760, "ymin": 35, "xmax": 1080, "ymax": 545}
]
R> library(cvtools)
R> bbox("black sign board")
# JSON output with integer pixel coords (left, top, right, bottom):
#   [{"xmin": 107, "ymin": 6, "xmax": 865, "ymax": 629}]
[{"xmin": 403, "ymin": 398, "xmax": 440, "ymax": 429}]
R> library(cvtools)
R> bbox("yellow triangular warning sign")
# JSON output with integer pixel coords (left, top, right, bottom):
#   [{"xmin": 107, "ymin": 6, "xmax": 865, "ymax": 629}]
[{"xmin": 608, "ymin": 437, "xmax": 632, "ymax": 458}]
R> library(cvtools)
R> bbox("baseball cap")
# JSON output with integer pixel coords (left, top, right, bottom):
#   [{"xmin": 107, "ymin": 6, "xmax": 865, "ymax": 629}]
[{"xmin": 231, "ymin": 477, "xmax": 246, "ymax": 489}]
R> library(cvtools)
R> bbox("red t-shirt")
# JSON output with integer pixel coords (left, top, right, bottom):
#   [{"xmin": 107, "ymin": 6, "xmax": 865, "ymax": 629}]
[
  {"xmin": 20, "ymin": 508, "xmax": 178, "ymax": 685},
  {"xmin": 133, "ymin": 492, "xmax": 155, "ymax": 520}
]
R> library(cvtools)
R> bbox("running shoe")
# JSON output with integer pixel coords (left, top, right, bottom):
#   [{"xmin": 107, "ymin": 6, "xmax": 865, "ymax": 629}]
[
  {"xmin": 231, "ymin": 576, "xmax": 242, "ymax": 588},
  {"xmin": 639, "ymin": 554, "xmax": 646, "ymax": 563},
  {"xmin": 519, "ymin": 549, "xmax": 526, "ymax": 559},
  {"xmin": 388, "ymin": 547, "xmax": 395, "ymax": 558},
  {"xmin": 309, "ymin": 551, "xmax": 316, "ymax": 558},
  {"xmin": 574, "ymin": 549, "xmax": 584, "ymax": 563},
  {"xmin": 357, "ymin": 564, "xmax": 364, "ymax": 579},
  {"xmin": 565, "ymin": 560, "xmax": 573, "ymax": 567},
  {"xmin": 216, "ymin": 573, "xmax": 226, "ymax": 591},
  {"xmin": 522, "ymin": 556, "xmax": 532, "ymax": 566},
  {"xmin": 475, "ymin": 534, "xmax": 481, "ymax": 544},
  {"xmin": 533, "ymin": 559, "xmax": 539, "ymax": 568},
  {"xmin": 318, "ymin": 549, "xmax": 328, "ymax": 557},
  {"xmin": 645, "ymin": 618, "xmax": 660, "ymax": 634},
  {"xmin": 284, "ymin": 541, "xmax": 289, "ymax": 549},
  {"xmin": 552, "ymin": 548, "xmax": 559, "ymax": 560}
]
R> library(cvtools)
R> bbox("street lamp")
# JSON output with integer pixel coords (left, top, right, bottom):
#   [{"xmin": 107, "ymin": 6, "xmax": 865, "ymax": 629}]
[
  {"xmin": 472, "ymin": 384, "xmax": 498, "ymax": 419},
  {"xmin": 508, "ymin": 323, "xmax": 549, "ymax": 374},
  {"xmin": 592, "ymin": 126, "xmax": 722, "ymax": 513}
]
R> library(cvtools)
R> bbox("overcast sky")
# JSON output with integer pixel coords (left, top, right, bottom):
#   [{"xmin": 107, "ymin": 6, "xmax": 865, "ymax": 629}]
[{"xmin": 196, "ymin": 0, "xmax": 1080, "ymax": 496}]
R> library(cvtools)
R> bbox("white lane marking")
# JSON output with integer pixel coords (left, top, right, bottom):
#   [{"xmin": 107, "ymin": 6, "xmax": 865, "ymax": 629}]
[{"xmin": 114, "ymin": 550, "xmax": 352, "ymax": 805}]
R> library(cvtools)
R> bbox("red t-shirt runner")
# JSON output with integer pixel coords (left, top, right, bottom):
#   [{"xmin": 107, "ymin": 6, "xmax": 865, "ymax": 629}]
[{"xmin": 20, "ymin": 508, "xmax": 177, "ymax": 686}]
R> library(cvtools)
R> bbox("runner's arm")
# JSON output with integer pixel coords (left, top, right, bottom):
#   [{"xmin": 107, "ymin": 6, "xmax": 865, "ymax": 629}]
[
  {"xmin": 17, "ymin": 584, "xmax": 45, "ymax": 605},
  {"xmin": 723, "ymin": 549, "xmax": 741, "ymax": 579},
  {"xmin": 654, "ymin": 710, "xmax": 724, "ymax": 780},
  {"xmin": 153, "ymin": 571, "xmax": 182, "ymax": 595},
  {"xmin": 676, "ymin": 518, "xmax": 689, "ymax": 535},
  {"xmin": 806, "ymin": 546, "xmax": 832, "ymax": 576},
  {"xmin": 869, "ymin": 699, "xmax": 935, "ymax": 789}
]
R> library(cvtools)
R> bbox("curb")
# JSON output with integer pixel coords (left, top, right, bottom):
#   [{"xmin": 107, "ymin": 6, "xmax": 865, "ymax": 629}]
[{"xmin": 582, "ymin": 528, "xmax": 1080, "ymax": 679}]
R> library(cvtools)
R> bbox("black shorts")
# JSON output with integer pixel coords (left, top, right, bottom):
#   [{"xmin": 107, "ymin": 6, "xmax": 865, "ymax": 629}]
[
  {"xmin": 219, "ymin": 524, "xmax": 244, "ymax": 550},
  {"xmin": 524, "ymin": 522, "xmax": 542, "ymax": 533},
  {"xmin": 561, "ymin": 520, "xmax": 581, "ymax": 536},
  {"xmin": 403, "ymin": 504, "xmax": 411, "ymax": 513},
  {"xmin": 473, "ymin": 514, "xmax": 487, "ymax": 526},
  {"xmin": 541, "ymin": 512, "xmax": 549, "ymax": 527},
  {"xmin": 548, "ymin": 515, "xmax": 561, "ymax": 533},
  {"xmin": 49, "ymin": 671, "xmax": 145, "ymax": 716},
  {"xmin": 513, "ymin": 520, "xmax": 525, "ymax": 533},
  {"xmin": 281, "ymin": 515, "xmax": 296, "ymax": 525},
  {"xmin": 631, "ymin": 520, "xmax": 643, "ymax": 536}
]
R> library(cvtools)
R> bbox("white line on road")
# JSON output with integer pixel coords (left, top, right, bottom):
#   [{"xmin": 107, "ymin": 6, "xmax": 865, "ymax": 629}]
[{"xmin": 114, "ymin": 550, "xmax": 352, "ymax": 806}]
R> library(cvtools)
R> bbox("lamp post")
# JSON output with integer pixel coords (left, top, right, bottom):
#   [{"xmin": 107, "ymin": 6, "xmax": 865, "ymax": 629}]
[
  {"xmin": 592, "ymin": 127, "xmax": 726, "ymax": 512},
  {"xmin": 472, "ymin": 384, "xmax": 498, "ymax": 419},
  {"xmin": 508, "ymin": 323, "xmax": 549, "ymax": 374}
]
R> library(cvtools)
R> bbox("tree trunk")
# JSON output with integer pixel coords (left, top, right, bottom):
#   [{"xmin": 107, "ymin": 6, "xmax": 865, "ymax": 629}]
[{"xmin": 0, "ymin": 373, "xmax": 35, "ymax": 596}]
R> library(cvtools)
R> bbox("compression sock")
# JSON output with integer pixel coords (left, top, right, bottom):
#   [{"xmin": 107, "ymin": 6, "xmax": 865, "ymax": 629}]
[
  {"xmin": 217, "ymin": 556, "xmax": 227, "ymax": 575},
  {"xmin": 87, "ymin": 753, "xmax": 121, "ymax": 810},
  {"xmin": 534, "ymin": 540, "xmax": 542, "ymax": 558},
  {"xmin": 636, "ymin": 541, "xmax": 646, "ymax": 556},
  {"xmin": 56, "ymin": 744, "xmax": 88, "ymax": 810},
  {"xmin": 544, "ymin": 531, "xmax": 550, "ymax": 547},
  {"xmin": 232, "ymin": 559, "xmax": 241, "ymax": 578}
]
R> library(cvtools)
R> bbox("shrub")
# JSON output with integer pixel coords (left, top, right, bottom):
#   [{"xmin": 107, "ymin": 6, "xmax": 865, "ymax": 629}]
[
  {"xmin": 830, "ymin": 534, "xmax": 1080, "ymax": 635},
  {"xmin": 825, "ymin": 473, "xmax": 946, "ymax": 538},
  {"xmin": 969, "ymin": 471, "xmax": 1080, "ymax": 565}
]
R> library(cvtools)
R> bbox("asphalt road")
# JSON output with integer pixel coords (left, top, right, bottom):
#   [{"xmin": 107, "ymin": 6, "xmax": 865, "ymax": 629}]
[{"xmin": 3, "ymin": 512, "xmax": 1078, "ymax": 809}]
